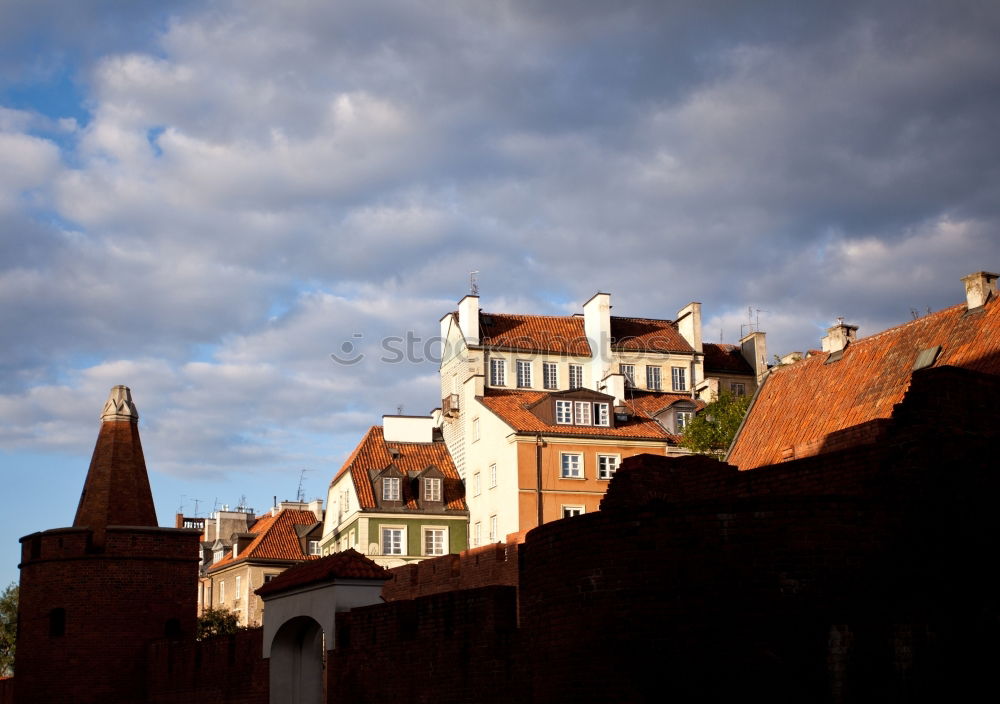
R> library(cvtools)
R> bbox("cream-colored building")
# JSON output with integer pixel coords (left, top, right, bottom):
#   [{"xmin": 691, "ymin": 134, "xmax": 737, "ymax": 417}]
[{"xmin": 438, "ymin": 292, "xmax": 765, "ymax": 543}]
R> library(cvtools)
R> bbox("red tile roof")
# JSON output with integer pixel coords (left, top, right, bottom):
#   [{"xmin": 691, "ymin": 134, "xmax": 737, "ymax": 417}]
[
  {"xmin": 702, "ymin": 343, "xmax": 754, "ymax": 374},
  {"xmin": 479, "ymin": 312, "xmax": 590, "ymax": 355},
  {"xmin": 332, "ymin": 427, "xmax": 467, "ymax": 511},
  {"xmin": 255, "ymin": 548, "xmax": 388, "ymax": 598},
  {"xmin": 728, "ymin": 298, "xmax": 1000, "ymax": 470},
  {"xmin": 479, "ymin": 388, "xmax": 672, "ymax": 441},
  {"xmin": 610, "ymin": 317, "xmax": 693, "ymax": 353},
  {"xmin": 207, "ymin": 508, "xmax": 320, "ymax": 572}
]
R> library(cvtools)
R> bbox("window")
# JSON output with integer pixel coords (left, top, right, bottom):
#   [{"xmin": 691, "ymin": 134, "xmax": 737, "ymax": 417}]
[
  {"xmin": 473, "ymin": 521, "xmax": 482, "ymax": 547},
  {"xmin": 555, "ymin": 400, "xmax": 573, "ymax": 424},
  {"xmin": 489, "ymin": 515, "xmax": 498, "ymax": 542},
  {"xmin": 349, "ymin": 529, "xmax": 356, "ymax": 548},
  {"xmin": 595, "ymin": 402, "xmax": 610, "ymax": 426},
  {"xmin": 490, "ymin": 358, "xmax": 506, "ymax": 386},
  {"xmin": 598, "ymin": 454, "xmax": 619, "ymax": 480},
  {"xmin": 381, "ymin": 527, "xmax": 404, "ymax": 555},
  {"xmin": 220, "ymin": 581, "xmax": 225, "ymax": 604},
  {"xmin": 424, "ymin": 477, "xmax": 442, "ymax": 501},
  {"xmin": 489, "ymin": 463, "xmax": 497, "ymax": 488},
  {"xmin": 561, "ymin": 453, "xmax": 583, "ymax": 479},
  {"xmin": 730, "ymin": 382, "xmax": 746, "ymax": 397},
  {"xmin": 574, "ymin": 401, "xmax": 592, "ymax": 425},
  {"xmin": 423, "ymin": 527, "xmax": 447, "ymax": 556},
  {"xmin": 516, "ymin": 360, "xmax": 533, "ymax": 388},
  {"xmin": 214, "ymin": 547, "xmax": 225, "ymax": 563},
  {"xmin": 383, "ymin": 476, "xmax": 400, "ymax": 501},
  {"xmin": 308, "ymin": 540, "xmax": 321, "ymax": 555},
  {"xmin": 473, "ymin": 472, "xmax": 481, "ymax": 496},
  {"xmin": 235, "ymin": 576, "xmax": 241, "ymax": 599},
  {"xmin": 620, "ymin": 364, "xmax": 636, "ymax": 387},
  {"xmin": 646, "ymin": 366, "xmax": 662, "ymax": 390},
  {"xmin": 569, "ymin": 364, "xmax": 583, "ymax": 389},
  {"xmin": 671, "ymin": 366, "xmax": 686, "ymax": 391},
  {"xmin": 543, "ymin": 362, "xmax": 558, "ymax": 389},
  {"xmin": 676, "ymin": 410, "xmax": 693, "ymax": 431},
  {"xmin": 562, "ymin": 506, "xmax": 584, "ymax": 518},
  {"xmin": 472, "ymin": 417, "xmax": 480, "ymax": 441},
  {"xmin": 264, "ymin": 573, "xmax": 278, "ymax": 583}
]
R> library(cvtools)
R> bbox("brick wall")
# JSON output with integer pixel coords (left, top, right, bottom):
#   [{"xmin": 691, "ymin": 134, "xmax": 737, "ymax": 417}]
[
  {"xmin": 0, "ymin": 678, "xmax": 12, "ymax": 704},
  {"xmin": 381, "ymin": 540, "xmax": 520, "ymax": 602}
]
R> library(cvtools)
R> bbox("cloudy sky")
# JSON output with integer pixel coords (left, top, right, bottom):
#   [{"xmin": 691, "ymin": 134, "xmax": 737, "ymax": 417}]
[{"xmin": 2, "ymin": 0, "xmax": 999, "ymax": 584}]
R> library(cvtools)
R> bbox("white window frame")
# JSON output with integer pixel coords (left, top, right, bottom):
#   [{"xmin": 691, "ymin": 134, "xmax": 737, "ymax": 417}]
[
  {"xmin": 555, "ymin": 400, "xmax": 573, "ymax": 424},
  {"xmin": 595, "ymin": 402, "xmax": 610, "ymax": 426},
  {"xmin": 473, "ymin": 521, "xmax": 482, "ymax": 547},
  {"xmin": 598, "ymin": 454, "xmax": 620, "ymax": 480},
  {"xmin": 308, "ymin": 540, "xmax": 321, "ymax": 555},
  {"xmin": 489, "ymin": 515, "xmax": 498, "ymax": 542},
  {"xmin": 671, "ymin": 366, "xmax": 687, "ymax": 391},
  {"xmin": 568, "ymin": 364, "xmax": 583, "ymax": 389},
  {"xmin": 543, "ymin": 362, "xmax": 558, "ymax": 390},
  {"xmin": 646, "ymin": 365, "xmax": 662, "ymax": 391},
  {"xmin": 422, "ymin": 526, "xmax": 448, "ymax": 556},
  {"xmin": 620, "ymin": 364, "xmax": 636, "ymax": 387},
  {"xmin": 219, "ymin": 580, "xmax": 225, "ymax": 604},
  {"xmin": 382, "ymin": 476, "xmax": 400, "ymax": 501},
  {"xmin": 473, "ymin": 472, "xmax": 481, "ymax": 496},
  {"xmin": 561, "ymin": 505, "xmax": 585, "ymax": 518},
  {"xmin": 349, "ymin": 528, "xmax": 356, "ymax": 548},
  {"xmin": 730, "ymin": 382, "xmax": 746, "ymax": 397},
  {"xmin": 490, "ymin": 357, "xmax": 506, "ymax": 386},
  {"xmin": 573, "ymin": 400, "xmax": 592, "ymax": 425},
  {"xmin": 676, "ymin": 410, "xmax": 693, "ymax": 431},
  {"xmin": 235, "ymin": 575, "xmax": 241, "ymax": 600},
  {"xmin": 381, "ymin": 526, "xmax": 405, "ymax": 556},
  {"xmin": 516, "ymin": 359, "xmax": 533, "ymax": 388},
  {"xmin": 424, "ymin": 476, "xmax": 442, "ymax": 501},
  {"xmin": 489, "ymin": 463, "xmax": 497, "ymax": 488},
  {"xmin": 472, "ymin": 417, "xmax": 480, "ymax": 442},
  {"xmin": 561, "ymin": 452, "xmax": 583, "ymax": 479}
]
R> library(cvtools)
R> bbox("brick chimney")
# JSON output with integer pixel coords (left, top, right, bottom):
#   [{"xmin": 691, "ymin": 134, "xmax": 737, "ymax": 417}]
[
  {"xmin": 821, "ymin": 320, "xmax": 858, "ymax": 353},
  {"xmin": 962, "ymin": 271, "xmax": 998, "ymax": 309},
  {"xmin": 73, "ymin": 385, "xmax": 157, "ymax": 543}
]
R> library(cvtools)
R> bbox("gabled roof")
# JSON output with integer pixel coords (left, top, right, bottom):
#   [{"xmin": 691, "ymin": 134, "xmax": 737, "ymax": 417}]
[
  {"xmin": 207, "ymin": 508, "xmax": 320, "ymax": 572},
  {"xmin": 479, "ymin": 388, "xmax": 672, "ymax": 441},
  {"xmin": 623, "ymin": 390, "xmax": 704, "ymax": 420},
  {"xmin": 479, "ymin": 312, "xmax": 590, "ymax": 355},
  {"xmin": 332, "ymin": 427, "xmax": 467, "ymax": 512},
  {"xmin": 727, "ymin": 297, "xmax": 1000, "ymax": 470},
  {"xmin": 703, "ymin": 343, "xmax": 754, "ymax": 375},
  {"xmin": 610, "ymin": 316, "xmax": 693, "ymax": 353},
  {"xmin": 256, "ymin": 549, "xmax": 389, "ymax": 598}
]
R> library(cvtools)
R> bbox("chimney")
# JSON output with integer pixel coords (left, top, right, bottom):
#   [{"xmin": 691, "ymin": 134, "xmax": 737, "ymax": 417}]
[
  {"xmin": 583, "ymin": 292, "xmax": 612, "ymax": 391},
  {"xmin": 458, "ymin": 295, "xmax": 480, "ymax": 345},
  {"xmin": 821, "ymin": 320, "xmax": 858, "ymax": 353},
  {"xmin": 739, "ymin": 330, "xmax": 768, "ymax": 381},
  {"xmin": 962, "ymin": 271, "xmax": 999, "ymax": 309},
  {"xmin": 74, "ymin": 386, "xmax": 158, "ymax": 544},
  {"xmin": 675, "ymin": 302, "xmax": 703, "ymax": 353},
  {"xmin": 601, "ymin": 372, "xmax": 626, "ymax": 405}
]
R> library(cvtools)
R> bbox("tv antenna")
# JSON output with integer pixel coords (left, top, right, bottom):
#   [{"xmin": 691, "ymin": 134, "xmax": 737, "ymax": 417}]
[
  {"xmin": 397, "ymin": 404, "xmax": 404, "ymax": 415},
  {"xmin": 741, "ymin": 307, "xmax": 768, "ymax": 337},
  {"xmin": 469, "ymin": 270, "xmax": 479, "ymax": 296},
  {"xmin": 296, "ymin": 469, "xmax": 312, "ymax": 502}
]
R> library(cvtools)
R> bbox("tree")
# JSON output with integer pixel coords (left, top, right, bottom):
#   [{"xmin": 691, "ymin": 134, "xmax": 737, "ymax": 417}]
[
  {"xmin": 0, "ymin": 582, "xmax": 17, "ymax": 676},
  {"xmin": 679, "ymin": 391, "xmax": 752, "ymax": 459},
  {"xmin": 196, "ymin": 607, "xmax": 240, "ymax": 640}
]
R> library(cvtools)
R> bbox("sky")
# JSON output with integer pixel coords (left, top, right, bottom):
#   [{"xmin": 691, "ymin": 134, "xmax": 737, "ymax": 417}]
[{"xmin": 2, "ymin": 0, "xmax": 999, "ymax": 586}]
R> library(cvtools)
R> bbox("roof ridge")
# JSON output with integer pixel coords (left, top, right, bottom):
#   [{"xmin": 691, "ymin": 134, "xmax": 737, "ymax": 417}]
[
  {"xmin": 842, "ymin": 302, "xmax": 965, "ymax": 348},
  {"xmin": 481, "ymin": 310, "xmax": 580, "ymax": 321}
]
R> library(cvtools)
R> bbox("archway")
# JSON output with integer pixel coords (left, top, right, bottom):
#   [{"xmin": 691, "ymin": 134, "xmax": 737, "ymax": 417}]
[{"xmin": 269, "ymin": 616, "xmax": 325, "ymax": 704}]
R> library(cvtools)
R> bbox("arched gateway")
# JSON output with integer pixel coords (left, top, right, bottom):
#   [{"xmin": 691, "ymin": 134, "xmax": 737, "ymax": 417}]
[{"xmin": 257, "ymin": 549, "xmax": 389, "ymax": 704}]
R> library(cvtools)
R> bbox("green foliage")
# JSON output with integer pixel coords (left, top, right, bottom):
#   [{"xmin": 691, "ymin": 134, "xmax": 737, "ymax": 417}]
[
  {"xmin": 197, "ymin": 606, "xmax": 240, "ymax": 640},
  {"xmin": 679, "ymin": 391, "xmax": 752, "ymax": 459},
  {"xmin": 0, "ymin": 582, "xmax": 17, "ymax": 676}
]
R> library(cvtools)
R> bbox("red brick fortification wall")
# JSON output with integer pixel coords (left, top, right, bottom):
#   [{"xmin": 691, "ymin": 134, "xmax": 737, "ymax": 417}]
[
  {"xmin": 382, "ymin": 539, "xmax": 521, "ymax": 602},
  {"xmin": 329, "ymin": 586, "xmax": 520, "ymax": 704},
  {"xmin": 146, "ymin": 628, "xmax": 268, "ymax": 704},
  {"xmin": 15, "ymin": 526, "xmax": 200, "ymax": 704},
  {"xmin": 0, "ymin": 677, "xmax": 12, "ymax": 704}
]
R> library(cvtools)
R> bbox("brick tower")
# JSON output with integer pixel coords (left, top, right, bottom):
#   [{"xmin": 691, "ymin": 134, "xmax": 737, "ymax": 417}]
[{"xmin": 14, "ymin": 386, "xmax": 201, "ymax": 704}]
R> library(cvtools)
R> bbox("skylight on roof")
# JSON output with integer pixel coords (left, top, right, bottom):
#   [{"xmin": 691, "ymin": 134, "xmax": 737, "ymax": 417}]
[{"xmin": 912, "ymin": 346, "xmax": 942, "ymax": 371}]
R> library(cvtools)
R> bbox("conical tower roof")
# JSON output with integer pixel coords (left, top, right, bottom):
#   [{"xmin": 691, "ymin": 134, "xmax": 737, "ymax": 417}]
[{"xmin": 73, "ymin": 385, "xmax": 158, "ymax": 539}]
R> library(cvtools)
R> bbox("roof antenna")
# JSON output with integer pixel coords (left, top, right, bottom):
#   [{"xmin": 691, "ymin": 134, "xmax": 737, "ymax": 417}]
[
  {"xmin": 469, "ymin": 270, "xmax": 479, "ymax": 296},
  {"xmin": 296, "ymin": 469, "xmax": 311, "ymax": 502},
  {"xmin": 397, "ymin": 404, "xmax": 404, "ymax": 415}
]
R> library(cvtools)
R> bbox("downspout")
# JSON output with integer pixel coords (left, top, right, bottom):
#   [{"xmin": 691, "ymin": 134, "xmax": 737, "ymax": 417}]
[{"xmin": 535, "ymin": 433, "xmax": 544, "ymax": 528}]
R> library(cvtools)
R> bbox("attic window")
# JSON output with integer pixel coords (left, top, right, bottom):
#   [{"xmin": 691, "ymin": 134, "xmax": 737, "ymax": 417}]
[
  {"xmin": 912, "ymin": 345, "xmax": 941, "ymax": 371},
  {"xmin": 383, "ymin": 477, "xmax": 400, "ymax": 501}
]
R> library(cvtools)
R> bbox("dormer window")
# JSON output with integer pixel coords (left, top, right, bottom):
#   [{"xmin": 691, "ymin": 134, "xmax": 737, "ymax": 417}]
[
  {"xmin": 307, "ymin": 540, "xmax": 321, "ymax": 555},
  {"xmin": 573, "ymin": 401, "xmax": 592, "ymax": 425},
  {"xmin": 554, "ymin": 399, "xmax": 611, "ymax": 427},
  {"xmin": 556, "ymin": 400, "xmax": 573, "ymax": 424},
  {"xmin": 383, "ymin": 477, "xmax": 400, "ymax": 501},
  {"xmin": 424, "ymin": 477, "xmax": 442, "ymax": 502}
]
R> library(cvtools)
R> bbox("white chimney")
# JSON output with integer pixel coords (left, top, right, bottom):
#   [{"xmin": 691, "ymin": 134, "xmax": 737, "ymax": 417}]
[
  {"xmin": 739, "ymin": 330, "xmax": 768, "ymax": 381},
  {"xmin": 962, "ymin": 271, "xmax": 998, "ymax": 309},
  {"xmin": 458, "ymin": 295, "xmax": 480, "ymax": 345},
  {"xmin": 383, "ymin": 415, "xmax": 435, "ymax": 443},
  {"xmin": 821, "ymin": 320, "xmax": 858, "ymax": 353},
  {"xmin": 675, "ymin": 302, "xmax": 703, "ymax": 353},
  {"xmin": 583, "ymin": 292, "xmax": 612, "ymax": 391},
  {"xmin": 601, "ymin": 372, "xmax": 626, "ymax": 405}
]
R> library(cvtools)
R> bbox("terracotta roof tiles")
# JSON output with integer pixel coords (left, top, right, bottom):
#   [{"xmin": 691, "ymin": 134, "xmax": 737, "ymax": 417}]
[
  {"xmin": 207, "ymin": 509, "xmax": 320, "ymax": 572},
  {"xmin": 702, "ymin": 343, "xmax": 754, "ymax": 374},
  {"xmin": 255, "ymin": 549, "xmax": 388, "ymax": 598},
  {"xmin": 479, "ymin": 312, "xmax": 590, "ymax": 355},
  {"xmin": 610, "ymin": 316, "xmax": 693, "ymax": 353},
  {"xmin": 728, "ymin": 298, "xmax": 1000, "ymax": 470}
]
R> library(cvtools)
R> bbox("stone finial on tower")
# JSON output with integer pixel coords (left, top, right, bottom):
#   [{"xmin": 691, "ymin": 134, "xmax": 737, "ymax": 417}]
[{"xmin": 101, "ymin": 384, "xmax": 139, "ymax": 422}]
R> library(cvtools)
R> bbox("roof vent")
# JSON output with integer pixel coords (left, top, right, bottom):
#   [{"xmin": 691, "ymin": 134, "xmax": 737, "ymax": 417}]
[
  {"xmin": 962, "ymin": 271, "xmax": 998, "ymax": 309},
  {"xmin": 388, "ymin": 447, "xmax": 401, "ymax": 459}
]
